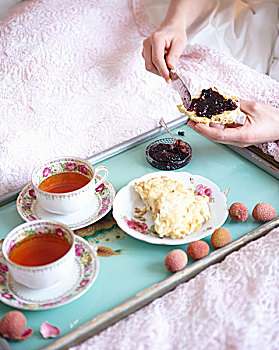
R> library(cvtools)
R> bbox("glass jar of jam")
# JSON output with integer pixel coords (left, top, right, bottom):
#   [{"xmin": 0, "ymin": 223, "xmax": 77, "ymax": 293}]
[{"xmin": 146, "ymin": 138, "xmax": 192, "ymax": 170}]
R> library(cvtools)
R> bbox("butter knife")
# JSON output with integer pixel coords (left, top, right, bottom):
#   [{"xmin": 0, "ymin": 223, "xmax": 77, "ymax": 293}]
[{"xmin": 170, "ymin": 70, "xmax": 191, "ymax": 109}]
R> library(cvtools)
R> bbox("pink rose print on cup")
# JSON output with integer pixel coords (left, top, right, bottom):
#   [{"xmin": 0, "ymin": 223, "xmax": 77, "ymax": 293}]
[
  {"xmin": 1, "ymin": 293, "xmax": 13, "ymax": 300},
  {"xmin": 9, "ymin": 240, "xmax": 16, "ymax": 252},
  {"xmin": 59, "ymin": 296, "xmax": 71, "ymax": 303},
  {"xmin": 95, "ymin": 183, "xmax": 104, "ymax": 192},
  {"xmin": 98, "ymin": 207, "xmax": 108, "ymax": 215},
  {"xmin": 125, "ymin": 219, "xmax": 149, "ymax": 235},
  {"xmin": 43, "ymin": 167, "xmax": 51, "ymax": 177},
  {"xmin": 28, "ymin": 189, "xmax": 36, "ymax": 198},
  {"xmin": 84, "ymin": 265, "xmax": 92, "ymax": 275},
  {"xmin": 29, "ymin": 216, "xmax": 37, "ymax": 221},
  {"xmin": 75, "ymin": 244, "xmax": 85, "ymax": 256},
  {"xmin": 78, "ymin": 164, "xmax": 88, "ymax": 175},
  {"xmin": 66, "ymin": 163, "xmax": 76, "ymax": 172},
  {"xmin": 195, "ymin": 184, "xmax": 212, "ymax": 198},
  {"xmin": 35, "ymin": 228, "xmax": 44, "ymax": 235},
  {"xmin": 80, "ymin": 279, "xmax": 89, "ymax": 287},
  {"xmin": 43, "ymin": 302, "xmax": 57, "ymax": 307},
  {"xmin": 102, "ymin": 198, "xmax": 110, "ymax": 206},
  {"xmin": 55, "ymin": 228, "xmax": 64, "ymax": 237},
  {"xmin": 0, "ymin": 263, "xmax": 8, "ymax": 273}
]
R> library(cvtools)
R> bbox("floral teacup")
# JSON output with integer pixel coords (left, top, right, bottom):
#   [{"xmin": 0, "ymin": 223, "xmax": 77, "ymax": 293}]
[
  {"xmin": 2, "ymin": 221, "xmax": 75, "ymax": 289},
  {"xmin": 32, "ymin": 156, "xmax": 108, "ymax": 214}
]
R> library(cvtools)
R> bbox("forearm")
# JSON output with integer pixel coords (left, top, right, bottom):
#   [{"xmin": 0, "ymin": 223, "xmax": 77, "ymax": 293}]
[{"xmin": 161, "ymin": 0, "xmax": 210, "ymax": 30}]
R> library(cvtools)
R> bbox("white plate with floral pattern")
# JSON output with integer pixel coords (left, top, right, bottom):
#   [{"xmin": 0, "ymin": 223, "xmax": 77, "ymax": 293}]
[
  {"xmin": 113, "ymin": 171, "xmax": 228, "ymax": 245},
  {"xmin": 17, "ymin": 175, "xmax": 115, "ymax": 230},
  {"xmin": 0, "ymin": 236, "xmax": 99, "ymax": 310}
]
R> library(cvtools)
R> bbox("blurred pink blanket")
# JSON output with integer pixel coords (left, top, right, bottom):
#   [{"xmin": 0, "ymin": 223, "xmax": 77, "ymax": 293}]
[
  {"xmin": 0, "ymin": 0, "xmax": 180, "ymax": 195},
  {"xmin": 1, "ymin": 0, "xmax": 279, "ymax": 196}
]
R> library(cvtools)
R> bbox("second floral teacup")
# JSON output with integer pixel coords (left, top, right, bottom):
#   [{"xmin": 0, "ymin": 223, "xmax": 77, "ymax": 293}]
[
  {"xmin": 2, "ymin": 220, "xmax": 76, "ymax": 289},
  {"xmin": 32, "ymin": 157, "xmax": 108, "ymax": 214}
]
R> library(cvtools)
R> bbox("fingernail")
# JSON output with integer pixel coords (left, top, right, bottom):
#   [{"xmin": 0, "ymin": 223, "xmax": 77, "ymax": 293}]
[
  {"xmin": 168, "ymin": 64, "xmax": 175, "ymax": 70},
  {"xmin": 165, "ymin": 77, "xmax": 171, "ymax": 83}
]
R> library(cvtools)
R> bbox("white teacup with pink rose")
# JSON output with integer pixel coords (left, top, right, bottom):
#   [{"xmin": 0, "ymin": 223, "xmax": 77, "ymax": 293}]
[{"xmin": 32, "ymin": 157, "xmax": 108, "ymax": 214}]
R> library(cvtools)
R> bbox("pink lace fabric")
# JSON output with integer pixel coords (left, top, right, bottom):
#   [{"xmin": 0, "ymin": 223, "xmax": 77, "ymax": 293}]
[
  {"xmin": 71, "ymin": 227, "xmax": 279, "ymax": 350},
  {"xmin": 0, "ymin": 0, "xmax": 180, "ymax": 196}
]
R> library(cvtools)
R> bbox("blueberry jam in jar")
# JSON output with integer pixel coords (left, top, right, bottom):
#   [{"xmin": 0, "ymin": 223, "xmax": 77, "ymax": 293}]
[
  {"xmin": 146, "ymin": 138, "xmax": 192, "ymax": 170},
  {"xmin": 188, "ymin": 88, "xmax": 237, "ymax": 118}
]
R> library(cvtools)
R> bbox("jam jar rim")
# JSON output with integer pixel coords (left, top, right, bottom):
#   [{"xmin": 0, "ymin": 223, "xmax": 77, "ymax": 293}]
[{"xmin": 145, "ymin": 138, "xmax": 192, "ymax": 170}]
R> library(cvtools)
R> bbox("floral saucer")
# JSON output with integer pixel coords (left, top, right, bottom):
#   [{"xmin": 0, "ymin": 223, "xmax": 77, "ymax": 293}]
[
  {"xmin": 16, "ymin": 175, "xmax": 115, "ymax": 230},
  {"xmin": 0, "ymin": 236, "xmax": 99, "ymax": 310},
  {"xmin": 113, "ymin": 171, "xmax": 228, "ymax": 245}
]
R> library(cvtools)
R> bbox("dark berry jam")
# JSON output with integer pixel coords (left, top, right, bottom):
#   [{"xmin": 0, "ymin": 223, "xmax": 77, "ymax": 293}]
[
  {"xmin": 149, "ymin": 143, "xmax": 187, "ymax": 162},
  {"xmin": 188, "ymin": 88, "xmax": 237, "ymax": 119},
  {"xmin": 146, "ymin": 138, "xmax": 192, "ymax": 170}
]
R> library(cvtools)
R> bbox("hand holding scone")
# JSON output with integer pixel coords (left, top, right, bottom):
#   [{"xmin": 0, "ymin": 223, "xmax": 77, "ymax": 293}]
[{"xmin": 187, "ymin": 100, "xmax": 279, "ymax": 147}]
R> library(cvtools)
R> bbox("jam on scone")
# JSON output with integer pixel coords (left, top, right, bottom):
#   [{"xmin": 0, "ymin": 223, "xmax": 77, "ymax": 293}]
[
  {"xmin": 188, "ymin": 88, "xmax": 238, "ymax": 118},
  {"xmin": 177, "ymin": 87, "xmax": 246, "ymax": 126}
]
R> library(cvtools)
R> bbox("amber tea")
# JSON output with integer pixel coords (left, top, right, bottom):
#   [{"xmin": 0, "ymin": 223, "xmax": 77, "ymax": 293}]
[
  {"xmin": 9, "ymin": 234, "xmax": 71, "ymax": 267},
  {"xmin": 38, "ymin": 172, "xmax": 90, "ymax": 194}
]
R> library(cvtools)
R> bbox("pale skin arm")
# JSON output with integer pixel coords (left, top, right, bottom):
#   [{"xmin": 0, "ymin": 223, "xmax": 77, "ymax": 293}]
[
  {"xmin": 187, "ymin": 100, "xmax": 279, "ymax": 147},
  {"xmin": 142, "ymin": 0, "xmax": 209, "ymax": 82}
]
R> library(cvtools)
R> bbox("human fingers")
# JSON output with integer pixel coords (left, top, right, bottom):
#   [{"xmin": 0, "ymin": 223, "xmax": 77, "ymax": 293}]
[
  {"xmin": 240, "ymin": 99, "xmax": 258, "ymax": 117},
  {"xmin": 187, "ymin": 121, "xmax": 251, "ymax": 147},
  {"xmin": 151, "ymin": 33, "xmax": 170, "ymax": 81},
  {"xmin": 209, "ymin": 123, "xmax": 225, "ymax": 129},
  {"xmin": 142, "ymin": 38, "xmax": 160, "ymax": 76},
  {"xmin": 165, "ymin": 36, "xmax": 186, "ymax": 71}
]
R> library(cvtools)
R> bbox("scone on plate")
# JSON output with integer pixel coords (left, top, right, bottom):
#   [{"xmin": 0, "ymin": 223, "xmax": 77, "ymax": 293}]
[
  {"xmin": 134, "ymin": 176, "xmax": 210, "ymax": 239},
  {"xmin": 178, "ymin": 87, "xmax": 246, "ymax": 126}
]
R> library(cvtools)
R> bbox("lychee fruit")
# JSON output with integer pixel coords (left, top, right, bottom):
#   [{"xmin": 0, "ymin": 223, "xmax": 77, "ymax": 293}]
[
  {"xmin": 0, "ymin": 311, "xmax": 33, "ymax": 341},
  {"xmin": 211, "ymin": 227, "xmax": 231, "ymax": 248},
  {"xmin": 252, "ymin": 203, "xmax": 276, "ymax": 222},
  {"xmin": 229, "ymin": 202, "xmax": 248, "ymax": 222},
  {"xmin": 165, "ymin": 249, "xmax": 188, "ymax": 272},
  {"xmin": 187, "ymin": 241, "xmax": 209, "ymax": 260}
]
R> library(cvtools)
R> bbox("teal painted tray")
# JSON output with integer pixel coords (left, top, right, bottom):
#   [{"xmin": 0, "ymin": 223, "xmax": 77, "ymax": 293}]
[{"xmin": 0, "ymin": 122, "xmax": 278, "ymax": 350}]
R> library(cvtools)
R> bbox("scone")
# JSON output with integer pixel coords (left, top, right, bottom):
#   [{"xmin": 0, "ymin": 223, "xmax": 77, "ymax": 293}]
[
  {"xmin": 134, "ymin": 176, "xmax": 211, "ymax": 239},
  {"xmin": 178, "ymin": 87, "xmax": 246, "ymax": 126}
]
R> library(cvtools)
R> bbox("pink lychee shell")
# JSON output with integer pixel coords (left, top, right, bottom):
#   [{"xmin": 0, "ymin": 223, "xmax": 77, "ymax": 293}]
[
  {"xmin": 187, "ymin": 241, "xmax": 209, "ymax": 260},
  {"xmin": 165, "ymin": 249, "xmax": 188, "ymax": 272},
  {"xmin": 229, "ymin": 202, "xmax": 248, "ymax": 222},
  {"xmin": 252, "ymin": 203, "xmax": 276, "ymax": 222},
  {"xmin": 0, "ymin": 311, "xmax": 33, "ymax": 341}
]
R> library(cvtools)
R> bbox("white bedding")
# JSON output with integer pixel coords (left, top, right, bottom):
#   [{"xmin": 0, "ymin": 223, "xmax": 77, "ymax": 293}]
[{"xmin": 143, "ymin": 0, "xmax": 279, "ymax": 81}]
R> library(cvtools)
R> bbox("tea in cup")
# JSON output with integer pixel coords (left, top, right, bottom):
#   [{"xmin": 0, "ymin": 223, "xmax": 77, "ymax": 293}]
[
  {"xmin": 32, "ymin": 156, "xmax": 108, "ymax": 214},
  {"xmin": 2, "ymin": 220, "xmax": 76, "ymax": 289}
]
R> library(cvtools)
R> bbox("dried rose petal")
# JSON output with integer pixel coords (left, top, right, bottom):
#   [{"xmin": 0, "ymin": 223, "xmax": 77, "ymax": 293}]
[{"xmin": 40, "ymin": 322, "xmax": 61, "ymax": 339}]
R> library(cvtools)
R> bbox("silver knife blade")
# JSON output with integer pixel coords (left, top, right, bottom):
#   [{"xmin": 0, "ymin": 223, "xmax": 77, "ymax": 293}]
[{"xmin": 170, "ymin": 70, "xmax": 191, "ymax": 109}]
